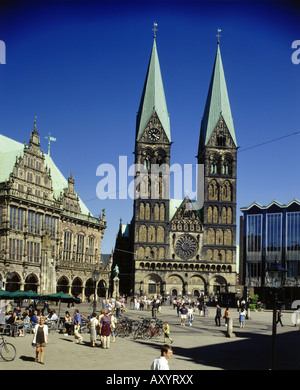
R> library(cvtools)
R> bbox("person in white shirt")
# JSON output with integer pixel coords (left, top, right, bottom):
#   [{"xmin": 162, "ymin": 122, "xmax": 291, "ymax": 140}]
[{"xmin": 151, "ymin": 344, "xmax": 173, "ymax": 370}]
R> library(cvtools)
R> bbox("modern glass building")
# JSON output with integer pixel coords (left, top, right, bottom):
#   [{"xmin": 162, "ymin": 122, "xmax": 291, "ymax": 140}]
[{"xmin": 240, "ymin": 199, "xmax": 300, "ymax": 307}]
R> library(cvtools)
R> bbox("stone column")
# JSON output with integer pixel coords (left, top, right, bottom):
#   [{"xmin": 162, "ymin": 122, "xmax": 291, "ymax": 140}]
[
  {"xmin": 113, "ymin": 277, "xmax": 120, "ymax": 299},
  {"xmin": 226, "ymin": 317, "xmax": 236, "ymax": 338}
]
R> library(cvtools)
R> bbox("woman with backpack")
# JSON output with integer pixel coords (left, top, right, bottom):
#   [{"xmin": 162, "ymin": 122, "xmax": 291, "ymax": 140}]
[{"xmin": 99, "ymin": 310, "xmax": 111, "ymax": 349}]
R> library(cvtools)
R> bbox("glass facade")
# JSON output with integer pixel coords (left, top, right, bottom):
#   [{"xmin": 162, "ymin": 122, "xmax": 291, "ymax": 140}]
[
  {"xmin": 266, "ymin": 213, "xmax": 282, "ymax": 261},
  {"xmin": 286, "ymin": 212, "xmax": 300, "ymax": 277},
  {"xmin": 243, "ymin": 206, "xmax": 300, "ymax": 282},
  {"xmin": 247, "ymin": 214, "xmax": 262, "ymax": 260}
]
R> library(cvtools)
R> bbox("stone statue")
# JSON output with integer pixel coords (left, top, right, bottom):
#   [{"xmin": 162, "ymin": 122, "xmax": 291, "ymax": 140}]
[{"xmin": 113, "ymin": 264, "xmax": 119, "ymax": 277}]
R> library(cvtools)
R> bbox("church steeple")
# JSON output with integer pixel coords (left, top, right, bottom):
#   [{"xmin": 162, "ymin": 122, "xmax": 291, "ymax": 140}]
[
  {"xmin": 136, "ymin": 26, "xmax": 170, "ymax": 142},
  {"xmin": 199, "ymin": 40, "xmax": 237, "ymax": 153}
]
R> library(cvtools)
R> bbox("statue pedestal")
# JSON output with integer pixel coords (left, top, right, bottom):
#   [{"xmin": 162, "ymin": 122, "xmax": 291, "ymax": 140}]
[{"xmin": 113, "ymin": 277, "xmax": 120, "ymax": 299}]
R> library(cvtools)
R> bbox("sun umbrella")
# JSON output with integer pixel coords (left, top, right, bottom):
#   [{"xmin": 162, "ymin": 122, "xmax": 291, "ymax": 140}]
[
  {"xmin": 0, "ymin": 290, "xmax": 13, "ymax": 299},
  {"xmin": 40, "ymin": 291, "xmax": 80, "ymax": 320},
  {"xmin": 10, "ymin": 290, "xmax": 41, "ymax": 299}
]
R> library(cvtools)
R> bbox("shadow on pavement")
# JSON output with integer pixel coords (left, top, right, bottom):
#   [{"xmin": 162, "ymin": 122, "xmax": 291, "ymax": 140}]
[{"xmin": 130, "ymin": 329, "xmax": 300, "ymax": 370}]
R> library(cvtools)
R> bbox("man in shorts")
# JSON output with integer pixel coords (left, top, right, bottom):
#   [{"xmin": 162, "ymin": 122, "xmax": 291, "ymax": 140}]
[{"xmin": 180, "ymin": 304, "xmax": 188, "ymax": 326}]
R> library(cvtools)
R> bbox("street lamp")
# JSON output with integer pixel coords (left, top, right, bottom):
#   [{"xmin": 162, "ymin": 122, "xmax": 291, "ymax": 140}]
[
  {"xmin": 266, "ymin": 260, "xmax": 287, "ymax": 370},
  {"xmin": 92, "ymin": 270, "xmax": 100, "ymax": 313}
]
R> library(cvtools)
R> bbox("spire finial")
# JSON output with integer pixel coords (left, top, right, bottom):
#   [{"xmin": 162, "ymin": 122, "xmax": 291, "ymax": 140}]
[
  {"xmin": 152, "ymin": 22, "xmax": 158, "ymax": 38},
  {"xmin": 33, "ymin": 115, "xmax": 37, "ymax": 132},
  {"xmin": 216, "ymin": 28, "xmax": 222, "ymax": 44}
]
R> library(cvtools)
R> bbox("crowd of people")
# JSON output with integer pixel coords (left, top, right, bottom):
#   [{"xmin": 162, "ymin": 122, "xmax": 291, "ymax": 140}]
[{"xmin": 1, "ymin": 292, "xmax": 273, "ymax": 368}]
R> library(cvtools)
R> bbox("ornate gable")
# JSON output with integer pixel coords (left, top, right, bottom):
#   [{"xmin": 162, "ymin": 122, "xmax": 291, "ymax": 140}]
[
  {"xmin": 170, "ymin": 197, "xmax": 203, "ymax": 232},
  {"xmin": 138, "ymin": 111, "xmax": 170, "ymax": 145},
  {"xmin": 206, "ymin": 115, "xmax": 236, "ymax": 149}
]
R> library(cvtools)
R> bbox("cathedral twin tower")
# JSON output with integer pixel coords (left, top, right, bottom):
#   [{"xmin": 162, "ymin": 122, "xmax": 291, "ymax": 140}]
[{"xmin": 114, "ymin": 30, "xmax": 238, "ymax": 298}]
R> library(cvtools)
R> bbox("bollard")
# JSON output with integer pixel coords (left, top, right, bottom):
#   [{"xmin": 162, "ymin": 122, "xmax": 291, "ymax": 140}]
[{"xmin": 226, "ymin": 317, "xmax": 236, "ymax": 338}]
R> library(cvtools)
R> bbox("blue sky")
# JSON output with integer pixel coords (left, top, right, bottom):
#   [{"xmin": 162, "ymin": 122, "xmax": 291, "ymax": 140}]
[{"xmin": 0, "ymin": 0, "xmax": 299, "ymax": 254}]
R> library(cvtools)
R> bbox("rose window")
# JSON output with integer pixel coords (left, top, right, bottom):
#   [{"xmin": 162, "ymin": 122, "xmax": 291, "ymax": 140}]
[{"xmin": 175, "ymin": 234, "xmax": 198, "ymax": 259}]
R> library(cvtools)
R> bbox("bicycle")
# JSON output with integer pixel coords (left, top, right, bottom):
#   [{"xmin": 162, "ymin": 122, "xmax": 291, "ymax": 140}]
[
  {"xmin": 143, "ymin": 319, "xmax": 164, "ymax": 339},
  {"xmin": 0, "ymin": 334, "xmax": 16, "ymax": 361}
]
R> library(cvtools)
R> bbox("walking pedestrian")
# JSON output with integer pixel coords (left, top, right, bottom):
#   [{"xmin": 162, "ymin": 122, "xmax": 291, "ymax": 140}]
[
  {"xmin": 32, "ymin": 316, "xmax": 48, "ymax": 365},
  {"xmin": 215, "ymin": 305, "xmax": 222, "ymax": 326},
  {"xmin": 89, "ymin": 312, "xmax": 99, "ymax": 347},
  {"xmin": 276, "ymin": 309, "xmax": 284, "ymax": 327},
  {"xmin": 163, "ymin": 321, "xmax": 173, "ymax": 344},
  {"xmin": 100, "ymin": 310, "xmax": 111, "ymax": 349},
  {"xmin": 180, "ymin": 304, "xmax": 188, "ymax": 326},
  {"xmin": 223, "ymin": 307, "xmax": 229, "ymax": 327},
  {"xmin": 239, "ymin": 309, "xmax": 246, "ymax": 328},
  {"xmin": 151, "ymin": 344, "xmax": 173, "ymax": 370},
  {"xmin": 73, "ymin": 309, "xmax": 83, "ymax": 344},
  {"xmin": 188, "ymin": 306, "xmax": 194, "ymax": 326}
]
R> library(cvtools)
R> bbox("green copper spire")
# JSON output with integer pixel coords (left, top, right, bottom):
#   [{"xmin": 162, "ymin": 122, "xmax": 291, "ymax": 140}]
[
  {"xmin": 136, "ymin": 30, "xmax": 171, "ymax": 142},
  {"xmin": 199, "ymin": 41, "xmax": 237, "ymax": 147}
]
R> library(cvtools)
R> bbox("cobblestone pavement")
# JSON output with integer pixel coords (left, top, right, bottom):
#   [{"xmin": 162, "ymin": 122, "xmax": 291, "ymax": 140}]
[{"xmin": 1, "ymin": 303, "xmax": 300, "ymax": 371}]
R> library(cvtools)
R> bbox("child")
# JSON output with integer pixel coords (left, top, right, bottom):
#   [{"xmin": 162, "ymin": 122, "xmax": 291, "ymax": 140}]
[{"xmin": 163, "ymin": 321, "xmax": 173, "ymax": 344}]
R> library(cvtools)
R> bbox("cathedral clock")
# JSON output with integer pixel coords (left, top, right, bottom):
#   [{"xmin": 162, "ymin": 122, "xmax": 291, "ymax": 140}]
[{"xmin": 147, "ymin": 128, "xmax": 161, "ymax": 141}]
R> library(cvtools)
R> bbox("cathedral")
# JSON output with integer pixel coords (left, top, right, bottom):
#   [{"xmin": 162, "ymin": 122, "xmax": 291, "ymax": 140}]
[{"xmin": 113, "ymin": 31, "xmax": 238, "ymax": 298}]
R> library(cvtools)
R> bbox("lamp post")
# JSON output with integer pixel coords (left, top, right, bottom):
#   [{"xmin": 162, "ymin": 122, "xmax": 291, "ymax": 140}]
[
  {"xmin": 266, "ymin": 260, "xmax": 287, "ymax": 370},
  {"xmin": 92, "ymin": 270, "xmax": 100, "ymax": 313}
]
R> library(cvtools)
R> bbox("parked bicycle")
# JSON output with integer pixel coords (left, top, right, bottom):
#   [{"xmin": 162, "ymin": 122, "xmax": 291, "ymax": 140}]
[{"xmin": 0, "ymin": 335, "xmax": 16, "ymax": 361}]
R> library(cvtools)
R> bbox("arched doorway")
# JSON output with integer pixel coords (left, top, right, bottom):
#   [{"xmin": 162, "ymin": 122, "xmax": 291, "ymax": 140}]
[
  {"xmin": 85, "ymin": 278, "xmax": 95, "ymax": 300},
  {"xmin": 24, "ymin": 274, "xmax": 38, "ymax": 292},
  {"xmin": 98, "ymin": 280, "xmax": 107, "ymax": 297},
  {"xmin": 57, "ymin": 276, "xmax": 69, "ymax": 293},
  {"xmin": 6, "ymin": 272, "xmax": 21, "ymax": 292},
  {"xmin": 71, "ymin": 277, "xmax": 83, "ymax": 298},
  {"xmin": 210, "ymin": 275, "xmax": 227, "ymax": 294}
]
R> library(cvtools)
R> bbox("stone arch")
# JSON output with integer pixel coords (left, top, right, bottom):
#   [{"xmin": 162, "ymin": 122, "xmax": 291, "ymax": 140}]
[
  {"xmin": 224, "ymin": 229, "xmax": 232, "ymax": 245},
  {"xmin": 71, "ymin": 277, "xmax": 83, "ymax": 298},
  {"xmin": 157, "ymin": 226, "xmax": 164, "ymax": 243},
  {"xmin": 222, "ymin": 153, "xmax": 233, "ymax": 175},
  {"xmin": 139, "ymin": 202, "xmax": 145, "ymax": 219},
  {"xmin": 160, "ymin": 203, "xmax": 165, "ymax": 220},
  {"xmin": 227, "ymin": 207, "xmax": 233, "ymax": 224},
  {"xmin": 208, "ymin": 179, "xmax": 219, "ymax": 200},
  {"xmin": 139, "ymin": 225, "xmax": 147, "ymax": 242},
  {"xmin": 97, "ymin": 279, "xmax": 107, "ymax": 297},
  {"xmin": 57, "ymin": 276, "xmax": 69, "ymax": 293},
  {"xmin": 6, "ymin": 272, "xmax": 21, "ymax": 292},
  {"xmin": 137, "ymin": 246, "xmax": 145, "ymax": 259},
  {"xmin": 144, "ymin": 273, "xmax": 162, "ymax": 295},
  {"xmin": 158, "ymin": 247, "xmax": 165, "ymax": 260},
  {"xmin": 85, "ymin": 278, "xmax": 95, "ymax": 300},
  {"xmin": 148, "ymin": 225, "xmax": 156, "ymax": 243},
  {"xmin": 209, "ymin": 275, "xmax": 228, "ymax": 293},
  {"xmin": 189, "ymin": 274, "xmax": 206, "ymax": 293},
  {"xmin": 210, "ymin": 152, "xmax": 221, "ymax": 174},
  {"xmin": 154, "ymin": 203, "xmax": 159, "ymax": 220},
  {"xmin": 207, "ymin": 228, "xmax": 215, "ymax": 245},
  {"xmin": 221, "ymin": 180, "xmax": 232, "ymax": 202},
  {"xmin": 24, "ymin": 273, "xmax": 39, "ymax": 292}
]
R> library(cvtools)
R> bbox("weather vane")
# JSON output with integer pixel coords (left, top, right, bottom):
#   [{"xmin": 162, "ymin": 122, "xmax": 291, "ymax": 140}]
[
  {"xmin": 216, "ymin": 28, "xmax": 222, "ymax": 44},
  {"xmin": 45, "ymin": 132, "xmax": 56, "ymax": 157},
  {"xmin": 153, "ymin": 22, "xmax": 158, "ymax": 38}
]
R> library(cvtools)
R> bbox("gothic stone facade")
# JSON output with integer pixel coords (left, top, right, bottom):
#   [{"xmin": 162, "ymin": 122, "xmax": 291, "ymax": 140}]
[
  {"xmin": 114, "ymin": 112, "xmax": 237, "ymax": 298},
  {"xmin": 113, "ymin": 41, "xmax": 238, "ymax": 298},
  {"xmin": 0, "ymin": 126, "xmax": 109, "ymax": 300}
]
